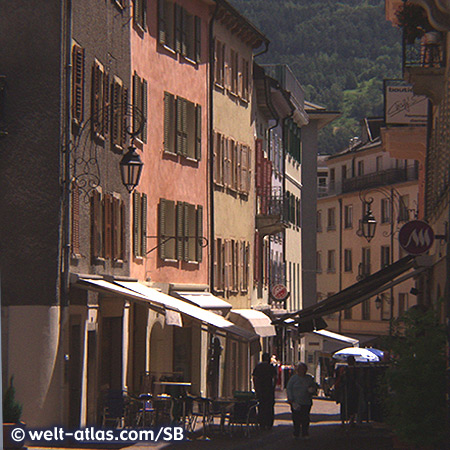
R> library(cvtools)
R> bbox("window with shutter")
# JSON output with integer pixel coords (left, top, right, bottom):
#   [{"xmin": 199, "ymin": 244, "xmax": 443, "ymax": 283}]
[
  {"xmin": 164, "ymin": 92, "xmax": 176, "ymax": 154},
  {"xmin": 213, "ymin": 239, "xmax": 219, "ymax": 290},
  {"xmin": 103, "ymin": 194, "xmax": 113, "ymax": 259},
  {"xmin": 112, "ymin": 196, "xmax": 121, "ymax": 260},
  {"xmin": 121, "ymin": 87, "xmax": 128, "ymax": 146},
  {"xmin": 71, "ymin": 44, "xmax": 85, "ymax": 125},
  {"xmin": 174, "ymin": 3, "xmax": 182, "ymax": 53},
  {"xmin": 133, "ymin": 73, "xmax": 148, "ymax": 143},
  {"xmin": 195, "ymin": 16, "xmax": 201, "ymax": 63},
  {"xmin": 184, "ymin": 11, "xmax": 194, "ymax": 60},
  {"xmin": 195, "ymin": 104, "xmax": 201, "ymax": 161},
  {"xmin": 186, "ymin": 203, "xmax": 196, "ymax": 262},
  {"xmin": 91, "ymin": 190, "xmax": 103, "ymax": 259},
  {"xmin": 91, "ymin": 61, "xmax": 104, "ymax": 137},
  {"xmin": 133, "ymin": 191, "xmax": 142, "ymax": 257},
  {"xmin": 241, "ymin": 58, "xmax": 249, "ymax": 101},
  {"xmin": 158, "ymin": 0, "xmax": 174, "ymax": 48},
  {"xmin": 103, "ymin": 72, "xmax": 110, "ymax": 137},
  {"xmin": 141, "ymin": 193, "xmax": 147, "ymax": 256},
  {"xmin": 186, "ymin": 100, "xmax": 196, "ymax": 159},
  {"xmin": 133, "ymin": 0, "xmax": 147, "ymax": 31},
  {"xmin": 254, "ymin": 232, "xmax": 260, "ymax": 282},
  {"xmin": 176, "ymin": 97, "xmax": 188, "ymax": 156},
  {"xmin": 176, "ymin": 201, "xmax": 184, "ymax": 260},
  {"xmin": 71, "ymin": 181, "xmax": 80, "ymax": 255},
  {"xmin": 224, "ymin": 240, "xmax": 231, "ymax": 292},
  {"xmin": 111, "ymin": 77, "xmax": 124, "ymax": 149},
  {"xmin": 159, "ymin": 199, "xmax": 176, "ymax": 260},
  {"xmin": 120, "ymin": 201, "xmax": 126, "ymax": 260},
  {"xmin": 196, "ymin": 205, "xmax": 203, "ymax": 262}
]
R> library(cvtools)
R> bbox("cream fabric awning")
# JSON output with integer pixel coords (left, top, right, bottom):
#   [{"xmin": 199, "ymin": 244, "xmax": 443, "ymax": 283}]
[
  {"xmin": 116, "ymin": 282, "xmax": 257, "ymax": 342},
  {"xmin": 229, "ymin": 309, "xmax": 277, "ymax": 337},
  {"xmin": 313, "ymin": 329, "xmax": 359, "ymax": 347},
  {"xmin": 174, "ymin": 291, "xmax": 232, "ymax": 311}
]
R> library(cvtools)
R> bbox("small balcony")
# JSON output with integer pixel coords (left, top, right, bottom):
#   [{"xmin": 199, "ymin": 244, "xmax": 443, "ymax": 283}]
[
  {"xmin": 256, "ymin": 187, "xmax": 288, "ymax": 236},
  {"xmin": 342, "ymin": 167, "xmax": 418, "ymax": 194}
]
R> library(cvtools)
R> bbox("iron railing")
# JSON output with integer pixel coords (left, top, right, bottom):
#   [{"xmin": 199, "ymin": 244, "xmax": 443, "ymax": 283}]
[{"xmin": 403, "ymin": 30, "xmax": 446, "ymax": 69}]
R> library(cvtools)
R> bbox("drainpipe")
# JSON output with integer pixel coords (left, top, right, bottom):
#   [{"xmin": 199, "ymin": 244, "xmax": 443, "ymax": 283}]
[
  {"xmin": 209, "ymin": 2, "xmax": 219, "ymax": 292},
  {"xmin": 254, "ymin": 41, "xmax": 270, "ymax": 58},
  {"xmin": 338, "ymin": 198, "xmax": 343, "ymax": 333}
]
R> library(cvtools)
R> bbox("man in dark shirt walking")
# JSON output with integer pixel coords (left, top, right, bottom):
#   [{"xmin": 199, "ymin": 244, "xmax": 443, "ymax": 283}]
[{"xmin": 252, "ymin": 352, "xmax": 278, "ymax": 430}]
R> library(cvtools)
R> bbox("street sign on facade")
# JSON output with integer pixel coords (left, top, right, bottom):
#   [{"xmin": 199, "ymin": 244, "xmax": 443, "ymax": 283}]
[
  {"xmin": 271, "ymin": 284, "xmax": 290, "ymax": 301},
  {"xmin": 399, "ymin": 220, "xmax": 435, "ymax": 255}
]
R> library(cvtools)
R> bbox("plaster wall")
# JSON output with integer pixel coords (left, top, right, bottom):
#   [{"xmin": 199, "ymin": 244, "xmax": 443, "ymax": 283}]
[{"xmin": 130, "ymin": 0, "xmax": 210, "ymax": 285}]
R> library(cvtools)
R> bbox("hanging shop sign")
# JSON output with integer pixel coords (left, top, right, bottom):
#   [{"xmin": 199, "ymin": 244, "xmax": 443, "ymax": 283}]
[
  {"xmin": 270, "ymin": 284, "xmax": 290, "ymax": 302},
  {"xmin": 399, "ymin": 220, "xmax": 435, "ymax": 255}
]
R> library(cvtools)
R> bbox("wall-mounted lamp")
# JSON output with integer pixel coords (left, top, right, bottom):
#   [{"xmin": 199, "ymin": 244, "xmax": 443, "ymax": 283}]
[{"xmin": 120, "ymin": 144, "xmax": 144, "ymax": 193}]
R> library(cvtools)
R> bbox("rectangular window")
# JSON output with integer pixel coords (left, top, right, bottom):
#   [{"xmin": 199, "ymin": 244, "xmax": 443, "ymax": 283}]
[
  {"xmin": 381, "ymin": 245, "xmax": 390, "ymax": 268},
  {"xmin": 344, "ymin": 307, "xmax": 352, "ymax": 320},
  {"xmin": 133, "ymin": 72, "xmax": 148, "ymax": 143},
  {"xmin": 344, "ymin": 205, "xmax": 353, "ymax": 229},
  {"xmin": 362, "ymin": 299, "xmax": 371, "ymax": 320},
  {"xmin": 214, "ymin": 238, "xmax": 225, "ymax": 292},
  {"xmin": 229, "ymin": 49, "xmax": 239, "ymax": 95},
  {"xmin": 158, "ymin": 0, "xmax": 175, "ymax": 49},
  {"xmin": 327, "ymin": 249, "xmax": 336, "ymax": 273},
  {"xmin": 241, "ymin": 58, "xmax": 250, "ymax": 101},
  {"xmin": 133, "ymin": 0, "xmax": 147, "ymax": 31},
  {"xmin": 398, "ymin": 195, "xmax": 410, "ymax": 222},
  {"xmin": 317, "ymin": 210, "xmax": 322, "ymax": 232},
  {"xmin": 381, "ymin": 198, "xmax": 391, "ymax": 223},
  {"xmin": 341, "ymin": 165, "xmax": 347, "ymax": 180},
  {"xmin": 111, "ymin": 76, "xmax": 127, "ymax": 149},
  {"xmin": 164, "ymin": 92, "xmax": 201, "ymax": 160},
  {"xmin": 398, "ymin": 293, "xmax": 408, "ymax": 316},
  {"xmin": 327, "ymin": 208, "xmax": 336, "ymax": 230},
  {"xmin": 91, "ymin": 60, "xmax": 106, "ymax": 138},
  {"xmin": 91, "ymin": 190, "xmax": 125, "ymax": 261},
  {"xmin": 344, "ymin": 249, "xmax": 352, "ymax": 272},
  {"xmin": 158, "ymin": 199, "xmax": 202, "ymax": 262},
  {"xmin": 358, "ymin": 160, "xmax": 364, "ymax": 176},
  {"xmin": 72, "ymin": 44, "xmax": 85, "ymax": 125},
  {"xmin": 361, "ymin": 247, "xmax": 371, "ymax": 277},
  {"xmin": 214, "ymin": 40, "xmax": 225, "ymax": 86},
  {"xmin": 133, "ymin": 192, "xmax": 148, "ymax": 258}
]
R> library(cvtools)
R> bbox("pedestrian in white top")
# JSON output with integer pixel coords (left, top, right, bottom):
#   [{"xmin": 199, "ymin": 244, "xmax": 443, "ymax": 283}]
[{"xmin": 286, "ymin": 362, "xmax": 317, "ymax": 439}]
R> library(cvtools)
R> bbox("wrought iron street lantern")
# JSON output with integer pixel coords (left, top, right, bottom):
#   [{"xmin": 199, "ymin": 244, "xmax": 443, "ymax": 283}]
[
  {"xmin": 361, "ymin": 200, "xmax": 377, "ymax": 242},
  {"xmin": 120, "ymin": 144, "xmax": 144, "ymax": 193}
]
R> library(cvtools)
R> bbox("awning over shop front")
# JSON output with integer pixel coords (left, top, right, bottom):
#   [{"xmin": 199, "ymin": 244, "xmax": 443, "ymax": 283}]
[
  {"xmin": 116, "ymin": 281, "xmax": 257, "ymax": 342},
  {"xmin": 229, "ymin": 309, "xmax": 277, "ymax": 337},
  {"xmin": 173, "ymin": 291, "xmax": 232, "ymax": 313},
  {"xmin": 274, "ymin": 255, "xmax": 430, "ymax": 326},
  {"xmin": 313, "ymin": 329, "xmax": 359, "ymax": 347}
]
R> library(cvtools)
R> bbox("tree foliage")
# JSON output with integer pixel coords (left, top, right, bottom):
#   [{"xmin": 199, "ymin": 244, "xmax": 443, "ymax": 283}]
[{"xmin": 229, "ymin": 0, "xmax": 402, "ymax": 153}]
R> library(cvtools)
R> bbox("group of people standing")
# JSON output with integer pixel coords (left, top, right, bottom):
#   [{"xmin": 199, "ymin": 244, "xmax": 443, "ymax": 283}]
[{"xmin": 252, "ymin": 353, "xmax": 317, "ymax": 439}]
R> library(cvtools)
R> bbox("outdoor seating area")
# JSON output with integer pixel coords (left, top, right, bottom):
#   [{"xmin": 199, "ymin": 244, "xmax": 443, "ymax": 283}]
[{"xmin": 100, "ymin": 381, "xmax": 261, "ymax": 439}]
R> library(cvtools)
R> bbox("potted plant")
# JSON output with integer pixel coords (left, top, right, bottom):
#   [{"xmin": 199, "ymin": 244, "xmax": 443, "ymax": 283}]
[
  {"xmin": 382, "ymin": 306, "xmax": 447, "ymax": 449},
  {"xmin": 3, "ymin": 377, "xmax": 25, "ymax": 449},
  {"xmin": 395, "ymin": 1, "xmax": 433, "ymax": 44}
]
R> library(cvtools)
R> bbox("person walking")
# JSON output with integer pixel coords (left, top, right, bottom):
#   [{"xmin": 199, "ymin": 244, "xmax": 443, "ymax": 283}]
[
  {"xmin": 286, "ymin": 362, "xmax": 317, "ymax": 439},
  {"xmin": 252, "ymin": 352, "xmax": 278, "ymax": 430},
  {"xmin": 334, "ymin": 355, "xmax": 360, "ymax": 426}
]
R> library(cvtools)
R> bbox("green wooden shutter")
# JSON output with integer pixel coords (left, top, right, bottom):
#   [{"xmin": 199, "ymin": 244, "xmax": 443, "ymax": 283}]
[
  {"xmin": 158, "ymin": 0, "xmax": 166, "ymax": 44},
  {"xmin": 142, "ymin": 0, "xmax": 147, "ymax": 30},
  {"xmin": 183, "ymin": 203, "xmax": 190, "ymax": 261},
  {"xmin": 182, "ymin": 98, "xmax": 188, "ymax": 155},
  {"xmin": 159, "ymin": 199, "xmax": 167, "ymax": 260},
  {"xmin": 102, "ymin": 72, "xmax": 110, "ymax": 137},
  {"xmin": 133, "ymin": 73, "xmax": 139, "ymax": 136},
  {"xmin": 134, "ymin": 0, "xmax": 141, "ymax": 27},
  {"xmin": 121, "ymin": 87, "xmax": 128, "ymax": 147},
  {"xmin": 133, "ymin": 191, "xmax": 140, "ymax": 257},
  {"xmin": 176, "ymin": 201, "xmax": 184, "ymax": 260},
  {"xmin": 195, "ymin": 104, "xmax": 201, "ymax": 161},
  {"xmin": 175, "ymin": 3, "xmax": 182, "ymax": 53},
  {"xmin": 176, "ymin": 97, "xmax": 182, "ymax": 154},
  {"xmin": 164, "ymin": 92, "xmax": 175, "ymax": 153},
  {"xmin": 72, "ymin": 45, "xmax": 85, "ymax": 124},
  {"xmin": 112, "ymin": 196, "xmax": 120, "ymax": 259},
  {"xmin": 104, "ymin": 194, "xmax": 112, "ymax": 259},
  {"xmin": 181, "ymin": 8, "xmax": 187, "ymax": 56},
  {"xmin": 141, "ymin": 193, "xmax": 147, "ymax": 256},
  {"xmin": 120, "ymin": 201, "xmax": 126, "ymax": 260},
  {"xmin": 195, "ymin": 16, "xmax": 201, "ymax": 63},
  {"xmin": 196, "ymin": 205, "xmax": 203, "ymax": 262},
  {"xmin": 142, "ymin": 79, "xmax": 148, "ymax": 142},
  {"xmin": 91, "ymin": 190, "xmax": 101, "ymax": 258}
]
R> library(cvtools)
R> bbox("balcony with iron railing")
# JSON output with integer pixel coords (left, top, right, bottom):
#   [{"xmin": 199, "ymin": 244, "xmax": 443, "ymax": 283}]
[{"xmin": 256, "ymin": 187, "xmax": 289, "ymax": 236}]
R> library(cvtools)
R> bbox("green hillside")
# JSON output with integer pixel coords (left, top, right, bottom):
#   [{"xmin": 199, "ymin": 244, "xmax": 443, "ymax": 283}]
[{"xmin": 229, "ymin": 0, "xmax": 402, "ymax": 153}]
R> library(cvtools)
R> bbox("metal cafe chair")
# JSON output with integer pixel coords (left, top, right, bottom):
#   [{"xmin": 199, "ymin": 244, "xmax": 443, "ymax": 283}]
[
  {"xmin": 101, "ymin": 389, "xmax": 126, "ymax": 428},
  {"xmin": 226, "ymin": 400, "xmax": 259, "ymax": 438}
]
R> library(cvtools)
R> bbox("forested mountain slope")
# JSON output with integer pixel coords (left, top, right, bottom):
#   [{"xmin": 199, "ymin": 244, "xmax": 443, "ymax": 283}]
[{"xmin": 229, "ymin": 0, "xmax": 402, "ymax": 153}]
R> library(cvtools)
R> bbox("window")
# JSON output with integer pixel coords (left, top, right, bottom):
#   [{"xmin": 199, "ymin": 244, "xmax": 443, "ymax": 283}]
[
  {"xmin": 213, "ymin": 131, "xmax": 251, "ymax": 194},
  {"xmin": 361, "ymin": 247, "xmax": 371, "ymax": 277},
  {"xmin": 241, "ymin": 57, "xmax": 250, "ymax": 101},
  {"xmin": 133, "ymin": 0, "xmax": 147, "ymax": 31},
  {"xmin": 71, "ymin": 44, "xmax": 85, "ymax": 125},
  {"xmin": 380, "ymin": 293, "xmax": 391, "ymax": 321},
  {"xmin": 133, "ymin": 192, "xmax": 148, "ymax": 257},
  {"xmin": 344, "ymin": 205, "xmax": 353, "ymax": 229},
  {"xmin": 381, "ymin": 245, "xmax": 390, "ymax": 268},
  {"xmin": 358, "ymin": 160, "xmax": 364, "ymax": 176},
  {"xmin": 229, "ymin": 49, "xmax": 239, "ymax": 95},
  {"xmin": 111, "ymin": 76, "xmax": 127, "ymax": 149},
  {"xmin": 214, "ymin": 40, "xmax": 225, "ymax": 86},
  {"xmin": 284, "ymin": 118, "xmax": 301, "ymax": 163},
  {"xmin": 381, "ymin": 198, "xmax": 391, "ymax": 223},
  {"xmin": 327, "ymin": 250, "xmax": 336, "ymax": 273},
  {"xmin": 317, "ymin": 210, "xmax": 322, "ymax": 232},
  {"xmin": 398, "ymin": 293, "xmax": 408, "ymax": 316},
  {"xmin": 344, "ymin": 307, "xmax": 352, "ymax": 320},
  {"xmin": 91, "ymin": 60, "xmax": 110, "ymax": 139},
  {"xmin": 344, "ymin": 249, "xmax": 352, "ymax": 272},
  {"xmin": 158, "ymin": 0, "xmax": 201, "ymax": 63},
  {"xmin": 341, "ymin": 165, "xmax": 347, "ymax": 180},
  {"xmin": 327, "ymin": 208, "xmax": 336, "ymax": 230},
  {"xmin": 164, "ymin": 92, "xmax": 201, "ymax": 161},
  {"xmin": 398, "ymin": 195, "xmax": 410, "ymax": 222},
  {"xmin": 133, "ymin": 72, "xmax": 148, "ymax": 142},
  {"xmin": 296, "ymin": 198, "xmax": 301, "ymax": 228},
  {"xmin": 316, "ymin": 251, "xmax": 322, "ymax": 273},
  {"xmin": 376, "ymin": 156, "xmax": 383, "ymax": 172},
  {"xmin": 91, "ymin": 190, "xmax": 125, "ymax": 261},
  {"xmin": 362, "ymin": 299, "xmax": 370, "ymax": 320},
  {"xmin": 158, "ymin": 199, "xmax": 203, "ymax": 262}
]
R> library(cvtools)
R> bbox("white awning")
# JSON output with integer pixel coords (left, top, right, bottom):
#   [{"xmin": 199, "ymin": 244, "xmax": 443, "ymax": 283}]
[
  {"xmin": 116, "ymin": 282, "xmax": 257, "ymax": 342},
  {"xmin": 313, "ymin": 329, "xmax": 359, "ymax": 347},
  {"xmin": 76, "ymin": 278, "xmax": 182, "ymax": 327},
  {"xmin": 229, "ymin": 309, "xmax": 277, "ymax": 337},
  {"xmin": 174, "ymin": 291, "xmax": 232, "ymax": 311}
]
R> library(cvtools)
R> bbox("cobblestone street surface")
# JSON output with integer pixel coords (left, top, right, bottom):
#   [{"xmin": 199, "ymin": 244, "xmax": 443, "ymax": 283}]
[{"xmin": 28, "ymin": 396, "xmax": 394, "ymax": 450}]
